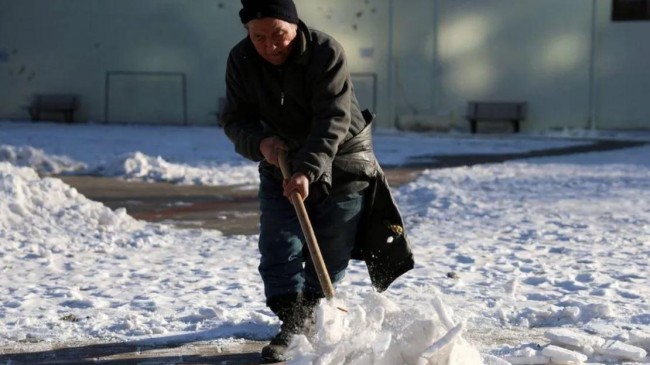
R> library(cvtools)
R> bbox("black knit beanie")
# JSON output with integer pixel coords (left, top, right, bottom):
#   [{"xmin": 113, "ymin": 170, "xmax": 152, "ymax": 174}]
[{"xmin": 239, "ymin": 0, "xmax": 299, "ymax": 24}]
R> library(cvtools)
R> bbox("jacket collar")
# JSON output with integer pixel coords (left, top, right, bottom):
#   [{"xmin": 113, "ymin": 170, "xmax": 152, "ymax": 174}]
[{"xmin": 294, "ymin": 20, "xmax": 312, "ymax": 66}]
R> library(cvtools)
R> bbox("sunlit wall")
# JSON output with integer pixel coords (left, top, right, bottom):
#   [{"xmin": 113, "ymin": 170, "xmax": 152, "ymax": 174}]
[
  {"xmin": 0, "ymin": 0, "xmax": 648, "ymax": 130},
  {"xmin": 596, "ymin": 2, "xmax": 650, "ymax": 130},
  {"xmin": 436, "ymin": 0, "xmax": 594, "ymax": 130}
]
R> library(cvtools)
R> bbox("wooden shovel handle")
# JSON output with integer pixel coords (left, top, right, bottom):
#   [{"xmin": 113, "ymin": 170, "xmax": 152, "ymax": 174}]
[{"xmin": 277, "ymin": 149, "xmax": 336, "ymax": 300}]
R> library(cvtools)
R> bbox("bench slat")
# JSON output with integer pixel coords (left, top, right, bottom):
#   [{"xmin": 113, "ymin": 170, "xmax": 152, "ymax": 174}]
[
  {"xmin": 28, "ymin": 94, "xmax": 79, "ymax": 123},
  {"xmin": 466, "ymin": 101, "xmax": 527, "ymax": 133},
  {"xmin": 36, "ymin": 95, "xmax": 77, "ymax": 110}
]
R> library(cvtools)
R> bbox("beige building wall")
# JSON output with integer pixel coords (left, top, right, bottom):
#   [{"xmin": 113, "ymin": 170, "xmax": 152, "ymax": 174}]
[
  {"xmin": 433, "ymin": 0, "xmax": 594, "ymax": 130},
  {"xmin": 390, "ymin": 0, "xmax": 650, "ymax": 131},
  {"xmin": 1, "ymin": 0, "xmax": 649, "ymax": 130},
  {"xmin": 595, "ymin": 2, "xmax": 650, "ymax": 130},
  {"xmin": 0, "ymin": 0, "xmax": 390, "ymax": 126},
  {"xmin": 1, "ymin": 0, "xmax": 243, "ymax": 125}
]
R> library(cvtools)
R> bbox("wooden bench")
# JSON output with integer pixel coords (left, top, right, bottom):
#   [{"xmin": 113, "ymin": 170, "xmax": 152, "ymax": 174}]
[
  {"xmin": 466, "ymin": 101, "xmax": 527, "ymax": 133},
  {"xmin": 26, "ymin": 94, "xmax": 79, "ymax": 123}
]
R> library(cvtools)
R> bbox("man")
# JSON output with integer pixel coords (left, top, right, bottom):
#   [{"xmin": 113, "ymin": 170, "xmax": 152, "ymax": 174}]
[{"xmin": 222, "ymin": 0, "xmax": 414, "ymax": 361}]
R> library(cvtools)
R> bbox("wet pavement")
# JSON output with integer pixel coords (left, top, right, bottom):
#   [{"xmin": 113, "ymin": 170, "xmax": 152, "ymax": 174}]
[
  {"xmin": 3, "ymin": 138, "xmax": 645, "ymax": 364},
  {"xmin": 58, "ymin": 167, "xmax": 423, "ymax": 236}
]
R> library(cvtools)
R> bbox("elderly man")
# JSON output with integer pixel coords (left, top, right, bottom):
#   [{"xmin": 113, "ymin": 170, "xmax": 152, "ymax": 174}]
[{"xmin": 222, "ymin": 0, "xmax": 414, "ymax": 361}]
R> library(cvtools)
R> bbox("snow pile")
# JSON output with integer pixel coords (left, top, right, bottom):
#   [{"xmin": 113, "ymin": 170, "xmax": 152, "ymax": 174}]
[
  {"xmin": 2, "ymin": 121, "xmax": 650, "ymax": 362},
  {"xmin": 0, "ymin": 144, "xmax": 86, "ymax": 175},
  {"xmin": 288, "ymin": 293, "xmax": 483, "ymax": 365},
  {"xmin": 0, "ymin": 161, "xmax": 485, "ymax": 357},
  {"xmin": 0, "ymin": 144, "xmax": 259, "ymax": 186},
  {"xmin": 90, "ymin": 151, "xmax": 259, "ymax": 186},
  {"xmin": 0, "ymin": 162, "xmax": 147, "ymax": 252},
  {"xmin": 0, "ymin": 161, "xmax": 264, "ymax": 343},
  {"xmin": 503, "ymin": 328, "xmax": 648, "ymax": 364},
  {"xmin": 0, "ymin": 145, "xmax": 259, "ymax": 186}
]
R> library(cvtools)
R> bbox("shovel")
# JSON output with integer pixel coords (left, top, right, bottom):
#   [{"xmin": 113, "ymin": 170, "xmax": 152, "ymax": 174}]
[{"xmin": 277, "ymin": 149, "xmax": 336, "ymax": 300}]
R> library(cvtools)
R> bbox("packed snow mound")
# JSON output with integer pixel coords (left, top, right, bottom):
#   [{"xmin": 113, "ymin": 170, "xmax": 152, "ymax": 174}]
[
  {"xmin": 288, "ymin": 293, "xmax": 483, "ymax": 365},
  {"xmin": 93, "ymin": 151, "xmax": 187, "ymax": 181},
  {"xmin": 0, "ymin": 145, "xmax": 259, "ymax": 186},
  {"xmin": 91, "ymin": 151, "xmax": 259, "ymax": 186},
  {"xmin": 0, "ymin": 162, "xmax": 147, "ymax": 252},
  {"xmin": 0, "ymin": 144, "xmax": 86, "ymax": 175}
]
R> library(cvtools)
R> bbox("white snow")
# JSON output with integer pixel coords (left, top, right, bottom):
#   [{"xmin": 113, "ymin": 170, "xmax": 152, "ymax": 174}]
[
  {"xmin": 629, "ymin": 330, "xmax": 650, "ymax": 350},
  {"xmin": 542, "ymin": 345, "xmax": 589, "ymax": 364},
  {"xmin": 0, "ymin": 121, "xmax": 595, "ymax": 184},
  {"xmin": 595, "ymin": 340, "xmax": 647, "ymax": 362},
  {"xmin": 545, "ymin": 328, "xmax": 605, "ymax": 354},
  {"xmin": 2, "ymin": 120, "xmax": 650, "ymax": 364}
]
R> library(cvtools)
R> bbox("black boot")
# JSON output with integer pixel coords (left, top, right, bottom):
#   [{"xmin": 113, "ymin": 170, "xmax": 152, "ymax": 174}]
[
  {"xmin": 261, "ymin": 293, "xmax": 321, "ymax": 363},
  {"xmin": 301, "ymin": 291, "xmax": 323, "ymax": 337}
]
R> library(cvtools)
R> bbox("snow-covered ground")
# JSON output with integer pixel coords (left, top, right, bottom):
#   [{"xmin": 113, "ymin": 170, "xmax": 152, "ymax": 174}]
[
  {"xmin": 0, "ymin": 121, "xmax": 596, "ymax": 185},
  {"xmin": 1, "ymin": 120, "xmax": 649, "ymax": 364}
]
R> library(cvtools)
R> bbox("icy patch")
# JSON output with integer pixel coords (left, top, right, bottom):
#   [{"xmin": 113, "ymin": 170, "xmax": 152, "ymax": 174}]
[{"xmin": 287, "ymin": 293, "xmax": 483, "ymax": 365}]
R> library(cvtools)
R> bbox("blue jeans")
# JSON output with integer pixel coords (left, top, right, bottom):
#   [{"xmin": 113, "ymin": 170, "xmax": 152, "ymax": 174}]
[{"xmin": 258, "ymin": 170, "xmax": 365, "ymax": 300}]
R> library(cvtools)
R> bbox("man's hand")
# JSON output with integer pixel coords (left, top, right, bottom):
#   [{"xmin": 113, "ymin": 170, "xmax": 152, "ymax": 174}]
[
  {"xmin": 259, "ymin": 136, "xmax": 287, "ymax": 167},
  {"xmin": 283, "ymin": 172, "xmax": 309, "ymax": 201}
]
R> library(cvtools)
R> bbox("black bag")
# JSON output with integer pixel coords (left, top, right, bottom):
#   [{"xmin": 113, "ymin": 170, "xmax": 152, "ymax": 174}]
[{"xmin": 354, "ymin": 172, "xmax": 415, "ymax": 292}]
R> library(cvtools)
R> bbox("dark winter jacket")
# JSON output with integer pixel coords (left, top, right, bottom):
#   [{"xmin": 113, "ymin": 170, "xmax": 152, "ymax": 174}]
[
  {"xmin": 222, "ymin": 21, "xmax": 370, "ymax": 190},
  {"xmin": 222, "ymin": 21, "xmax": 414, "ymax": 291}
]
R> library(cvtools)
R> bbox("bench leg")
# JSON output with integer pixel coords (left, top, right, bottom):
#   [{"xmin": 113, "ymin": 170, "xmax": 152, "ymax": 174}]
[
  {"xmin": 64, "ymin": 111, "xmax": 74, "ymax": 123},
  {"xmin": 470, "ymin": 120, "xmax": 477, "ymax": 134},
  {"xmin": 28, "ymin": 108, "xmax": 39, "ymax": 122},
  {"xmin": 513, "ymin": 121, "xmax": 520, "ymax": 133}
]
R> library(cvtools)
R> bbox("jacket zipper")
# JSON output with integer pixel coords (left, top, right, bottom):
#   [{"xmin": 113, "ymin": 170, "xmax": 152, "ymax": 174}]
[{"xmin": 277, "ymin": 67, "xmax": 285, "ymax": 107}]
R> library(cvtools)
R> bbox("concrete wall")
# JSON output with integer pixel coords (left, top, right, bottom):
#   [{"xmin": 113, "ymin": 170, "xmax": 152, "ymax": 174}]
[
  {"xmin": 433, "ymin": 0, "xmax": 595, "ymax": 131},
  {"xmin": 0, "ymin": 0, "xmax": 241, "ymax": 125},
  {"xmin": 0, "ymin": 0, "xmax": 390, "ymax": 126},
  {"xmin": 1, "ymin": 0, "xmax": 649, "ymax": 130},
  {"xmin": 390, "ymin": 0, "xmax": 650, "ymax": 131},
  {"xmin": 596, "ymin": 1, "xmax": 650, "ymax": 130}
]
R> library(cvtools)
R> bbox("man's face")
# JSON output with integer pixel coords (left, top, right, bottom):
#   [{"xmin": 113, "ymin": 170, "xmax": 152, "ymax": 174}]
[{"xmin": 246, "ymin": 18, "xmax": 298, "ymax": 66}]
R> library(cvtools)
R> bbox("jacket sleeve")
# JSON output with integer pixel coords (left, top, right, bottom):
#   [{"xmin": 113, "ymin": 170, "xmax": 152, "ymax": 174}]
[
  {"xmin": 292, "ymin": 40, "xmax": 352, "ymax": 184},
  {"xmin": 222, "ymin": 50, "xmax": 268, "ymax": 162}
]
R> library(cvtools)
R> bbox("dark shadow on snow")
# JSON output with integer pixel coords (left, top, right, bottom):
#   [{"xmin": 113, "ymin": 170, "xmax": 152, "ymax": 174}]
[
  {"xmin": 386, "ymin": 139, "xmax": 647, "ymax": 169},
  {"xmin": 0, "ymin": 327, "xmax": 272, "ymax": 365}
]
